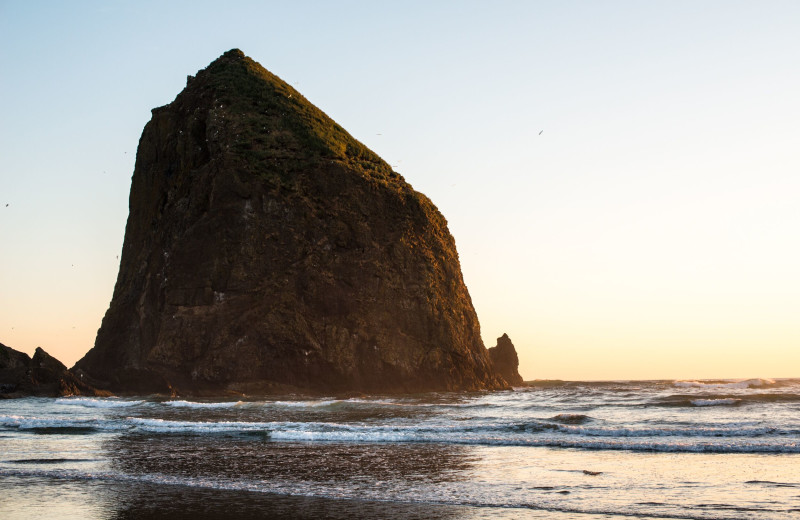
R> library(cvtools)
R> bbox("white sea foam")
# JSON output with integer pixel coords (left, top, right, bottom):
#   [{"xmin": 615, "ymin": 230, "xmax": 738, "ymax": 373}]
[
  {"xmin": 261, "ymin": 426, "xmax": 800, "ymax": 452},
  {"xmin": 117, "ymin": 416, "xmax": 790, "ymax": 444},
  {"xmin": 126, "ymin": 417, "xmax": 273, "ymax": 433},
  {"xmin": 549, "ymin": 422, "xmax": 775, "ymax": 437},
  {"xmin": 164, "ymin": 400, "xmax": 244, "ymax": 409},
  {"xmin": 343, "ymin": 398, "xmax": 420, "ymax": 407},
  {"xmin": 55, "ymin": 397, "xmax": 144, "ymax": 408},
  {"xmin": 0, "ymin": 415, "xmax": 127, "ymax": 431},
  {"xmin": 674, "ymin": 378, "xmax": 775, "ymax": 389},
  {"xmin": 269, "ymin": 400, "xmax": 340, "ymax": 408},
  {"xmin": 4, "ymin": 411, "xmax": 792, "ymax": 448}
]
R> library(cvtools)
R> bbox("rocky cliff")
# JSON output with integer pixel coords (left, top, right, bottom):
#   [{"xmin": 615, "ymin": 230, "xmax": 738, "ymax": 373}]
[
  {"xmin": 488, "ymin": 334, "xmax": 524, "ymax": 386},
  {"xmin": 74, "ymin": 49, "xmax": 507, "ymax": 395},
  {"xmin": 1, "ymin": 343, "xmax": 107, "ymax": 397}
]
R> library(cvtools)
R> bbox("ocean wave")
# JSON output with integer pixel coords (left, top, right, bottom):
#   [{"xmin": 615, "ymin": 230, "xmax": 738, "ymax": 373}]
[
  {"xmin": 0, "ymin": 415, "xmax": 127, "ymax": 433},
  {"xmin": 745, "ymin": 480, "xmax": 800, "ymax": 488},
  {"xmin": 341, "ymin": 398, "xmax": 418, "ymax": 407},
  {"xmin": 261, "ymin": 427, "xmax": 800, "ymax": 453},
  {"xmin": 164, "ymin": 400, "xmax": 245, "ymax": 409},
  {"xmin": 674, "ymin": 378, "xmax": 775, "ymax": 389},
  {"xmin": 118, "ymin": 416, "xmax": 796, "ymax": 447},
  {"xmin": 262, "ymin": 398, "xmax": 443, "ymax": 410},
  {"xmin": 656, "ymin": 393, "xmax": 800, "ymax": 407},
  {"xmin": 549, "ymin": 414, "xmax": 592, "ymax": 424},
  {"xmin": 55, "ymin": 397, "xmax": 144, "ymax": 408},
  {"xmin": 268, "ymin": 400, "xmax": 341, "ymax": 408},
  {"xmin": 690, "ymin": 398, "xmax": 741, "ymax": 407},
  {"xmin": 159, "ymin": 398, "xmax": 419, "ymax": 410},
  {"xmin": 162, "ymin": 398, "xmax": 402, "ymax": 410},
  {"xmin": 127, "ymin": 417, "xmax": 274, "ymax": 434},
  {"xmin": 545, "ymin": 422, "xmax": 780, "ymax": 438},
  {"xmin": 4, "ymin": 411, "xmax": 795, "ymax": 449}
]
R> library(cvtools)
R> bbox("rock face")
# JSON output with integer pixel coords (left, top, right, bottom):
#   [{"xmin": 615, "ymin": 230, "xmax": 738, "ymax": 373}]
[
  {"xmin": 1, "ymin": 343, "xmax": 107, "ymax": 397},
  {"xmin": 488, "ymin": 334, "xmax": 524, "ymax": 386},
  {"xmin": 0, "ymin": 343, "xmax": 30, "ymax": 394},
  {"xmin": 74, "ymin": 49, "xmax": 507, "ymax": 395}
]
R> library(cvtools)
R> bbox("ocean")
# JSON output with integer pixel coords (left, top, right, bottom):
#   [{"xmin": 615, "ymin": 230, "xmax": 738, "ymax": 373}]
[{"xmin": 1, "ymin": 378, "xmax": 798, "ymax": 519}]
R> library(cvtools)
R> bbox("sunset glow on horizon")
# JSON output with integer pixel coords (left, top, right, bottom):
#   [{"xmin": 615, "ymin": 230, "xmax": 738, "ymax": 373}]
[{"xmin": 1, "ymin": 1, "xmax": 798, "ymax": 381}]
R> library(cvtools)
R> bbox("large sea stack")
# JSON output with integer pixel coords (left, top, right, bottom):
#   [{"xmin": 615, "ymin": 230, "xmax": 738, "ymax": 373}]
[{"xmin": 74, "ymin": 49, "xmax": 508, "ymax": 395}]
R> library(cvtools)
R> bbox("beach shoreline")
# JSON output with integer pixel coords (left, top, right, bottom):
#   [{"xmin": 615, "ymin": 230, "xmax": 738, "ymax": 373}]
[
  {"xmin": 2, "ymin": 382, "xmax": 799, "ymax": 519},
  {"xmin": 0, "ymin": 474, "xmax": 675, "ymax": 520}
]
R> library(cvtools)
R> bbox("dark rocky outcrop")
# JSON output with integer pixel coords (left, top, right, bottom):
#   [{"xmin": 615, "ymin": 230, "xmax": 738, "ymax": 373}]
[
  {"xmin": 1, "ymin": 343, "xmax": 108, "ymax": 397},
  {"xmin": 74, "ymin": 49, "xmax": 508, "ymax": 395},
  {"xmin": 0, "ymin": 343, "xmax": 30, "ymax": 394},
  {"xmin": 488, "ymin": 334, "xmax": 524, "ymax": 386}
]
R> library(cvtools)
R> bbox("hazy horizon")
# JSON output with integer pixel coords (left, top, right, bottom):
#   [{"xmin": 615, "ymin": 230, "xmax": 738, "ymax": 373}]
[{"xmin": 1, "ymin": 1, "xmax": 798, "ymax": 381}]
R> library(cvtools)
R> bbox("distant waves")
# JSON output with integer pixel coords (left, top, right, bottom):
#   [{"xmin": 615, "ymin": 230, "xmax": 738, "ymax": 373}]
[{"xmin": 673, "ymin": 378, "xmax": 776, "ymax": 389}]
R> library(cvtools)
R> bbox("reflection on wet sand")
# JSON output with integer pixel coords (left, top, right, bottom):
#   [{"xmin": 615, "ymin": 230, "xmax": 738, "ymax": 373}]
[
  {"xmin": 1, "ymin": 476, "xmax": 653, "ymax": 520},
  {"xmin": 108, "ymin": 482, "xmax": 473, "ymax": 520},
  {"xmin": 107, "ymin": 433, "xmax": 475, "ymax": 484}
]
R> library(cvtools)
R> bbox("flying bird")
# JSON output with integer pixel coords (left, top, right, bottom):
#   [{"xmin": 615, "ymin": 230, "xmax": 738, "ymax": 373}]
[{"xmin": 539, "ymin": 130, "xmax": 543, "ymax": 135}]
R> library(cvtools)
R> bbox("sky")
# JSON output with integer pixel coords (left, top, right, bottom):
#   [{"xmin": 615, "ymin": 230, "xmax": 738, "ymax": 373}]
[{"xmin": 1, "ymin": 1, "xmax": 798, "ymax": 381}]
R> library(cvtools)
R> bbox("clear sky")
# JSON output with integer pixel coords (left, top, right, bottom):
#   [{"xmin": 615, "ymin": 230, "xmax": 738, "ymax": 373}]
[{"xmin": 1, "ymin": 1, "xmax": 798, "ymax": 381}]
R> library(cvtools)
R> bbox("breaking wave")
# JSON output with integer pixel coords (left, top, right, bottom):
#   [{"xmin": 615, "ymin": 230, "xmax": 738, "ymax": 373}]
[
  {"xmin": 164, "ymin": 400, "xmax": 245, "ymax": 409},
  {"xmin": 268, "ymin": 400, "xmax": 341, "ymax": 408},
  {"xmin": 55, "ymin": 397, "xmax": 144, "ymax": 408},
  {"xmin": 0, "ymin": 415, "xmax": 126, "ymax": 434},
  {"xmin": 673, "ymin": 379, "xmax": 776, "ymax": 389},
  {"xmin": 655, "ymin": 392, "xmax": 800, "ymax": 407},
  {"xmin": 549, "ymin": 414, "xmax": 592, "ymax": 424},
  {"xmin": 5, "ymin": 413, "xmax": 797, "ymax": 453},
  {"xmin": 690, "ymin": 398, "xmax": 741, "ymax": 407}
]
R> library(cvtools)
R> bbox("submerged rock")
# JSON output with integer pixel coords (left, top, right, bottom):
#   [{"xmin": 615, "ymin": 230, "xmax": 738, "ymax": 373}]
[
  {"xmin": 74, "ymin": 49, "xmax": 508, "ymax": 395},
  {"xmin": 488, "ymin": 333, "xmax": 524, "ymax": 386},
  {"xmin": 0, "ymin": 343, "xmax": 107, "ymax": 397}
]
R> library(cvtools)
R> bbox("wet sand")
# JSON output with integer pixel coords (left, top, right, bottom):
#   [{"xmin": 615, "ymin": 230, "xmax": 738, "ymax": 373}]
[{"xmin": 0, "ymin": 476, "xmax": 661, "ymax": 520}]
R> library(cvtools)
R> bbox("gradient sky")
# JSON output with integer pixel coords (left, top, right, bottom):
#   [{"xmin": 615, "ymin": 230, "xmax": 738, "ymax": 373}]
[{"xmin": 1, "ymin": 1, "xmax": 798, "ymax": 380}]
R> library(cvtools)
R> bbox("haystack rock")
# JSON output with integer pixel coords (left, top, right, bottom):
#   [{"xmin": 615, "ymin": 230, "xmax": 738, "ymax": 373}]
[
  {"xmin": 488, "ymin": 334, "xmax": 524, "ymax": 386},
  {"xmin": 74, "ymin": 49, "xmax": 508, "ymax": 395}
]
